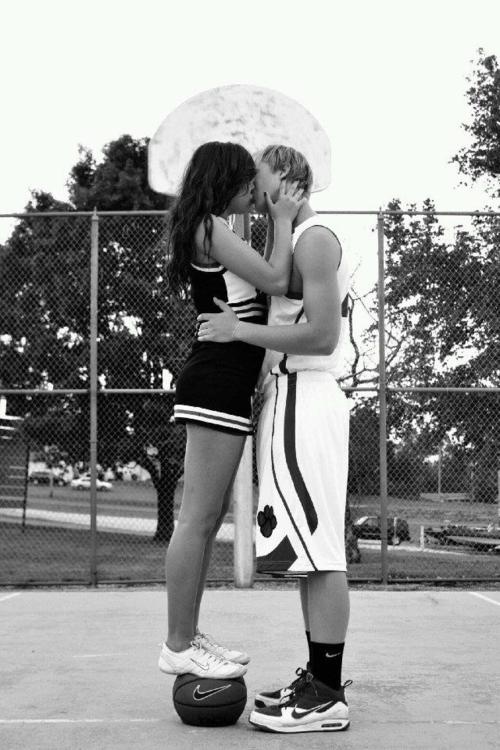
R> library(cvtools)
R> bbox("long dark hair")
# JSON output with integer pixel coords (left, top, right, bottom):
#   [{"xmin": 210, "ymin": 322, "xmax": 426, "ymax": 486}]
[{"xmin": 166, "ymin": 142, "xmax": 256, "ymax": 296}]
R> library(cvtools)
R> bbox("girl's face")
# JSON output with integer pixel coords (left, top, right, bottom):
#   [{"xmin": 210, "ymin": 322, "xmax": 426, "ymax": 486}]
[{"xmin": 225, "ymin": 179, "xmax": 255, "ymax": 215}]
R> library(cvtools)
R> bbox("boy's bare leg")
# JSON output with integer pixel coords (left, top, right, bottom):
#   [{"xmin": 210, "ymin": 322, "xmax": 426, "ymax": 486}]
[
  {"xmin": 307, "ymin": 571, "xmax": 349, "ymax": 642},
  {"xmin": 299, "ymin": 578, "xmax": 310, "ymax": 632},
  {"xmin": 306, "ymin": 571, "xmax": 349, "ymax": 690}
]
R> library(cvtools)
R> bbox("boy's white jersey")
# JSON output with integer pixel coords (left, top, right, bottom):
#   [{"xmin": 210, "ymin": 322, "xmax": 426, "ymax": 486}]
[{"xmin": 259, "ymin": 216, "xmax": 350, "ymax": 389}]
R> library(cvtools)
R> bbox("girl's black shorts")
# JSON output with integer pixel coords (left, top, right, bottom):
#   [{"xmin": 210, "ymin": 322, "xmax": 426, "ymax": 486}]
[{"xmin": 174, "ymin": 340, "xmax": 265, "ymax": 435}]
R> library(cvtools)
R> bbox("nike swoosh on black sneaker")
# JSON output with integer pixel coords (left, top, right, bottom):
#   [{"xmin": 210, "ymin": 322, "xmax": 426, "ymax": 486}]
[
  {"xmin": 193, "ymin": 684, "xmax": 231, "ymax": 701},
  {"xmin": 291, "ymin": 701, "xmax": 335, "ymax": 719}
]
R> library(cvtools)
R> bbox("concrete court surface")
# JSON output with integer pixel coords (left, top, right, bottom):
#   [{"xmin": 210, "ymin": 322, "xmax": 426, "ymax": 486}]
[{"xmin": 0, "ymin": 588, "xmax": 499, "ymax": 750}]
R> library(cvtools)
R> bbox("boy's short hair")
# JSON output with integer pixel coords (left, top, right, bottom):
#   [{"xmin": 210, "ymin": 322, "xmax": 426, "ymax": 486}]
[{"xmin": 259, "ymin": 145, "xmax": 313, "ymax": 195}]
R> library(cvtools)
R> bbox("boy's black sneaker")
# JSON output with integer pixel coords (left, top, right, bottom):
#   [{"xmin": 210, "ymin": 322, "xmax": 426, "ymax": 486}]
[
  {"xmin": 249, "ymin": 672, "xmax": 351, "ymax": 734},
  {"xmin": 254, "ymin": 666, "xmax": 310, "ymax": 708}
]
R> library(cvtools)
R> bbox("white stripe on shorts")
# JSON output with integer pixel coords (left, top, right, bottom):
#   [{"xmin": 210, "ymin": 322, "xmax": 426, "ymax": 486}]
[{"xmin": 174, "ymin": 404, "xmax": 252, "ymax": 433}]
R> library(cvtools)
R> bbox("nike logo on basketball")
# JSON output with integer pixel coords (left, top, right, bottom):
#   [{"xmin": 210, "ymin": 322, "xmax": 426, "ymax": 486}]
[
  {"xmin": 291, "ymin": 701, "xmax": 335, "ymax": 719},
  {"xmin": 193, "ymin": 684, "xmax": 231, "ymax": 701}
]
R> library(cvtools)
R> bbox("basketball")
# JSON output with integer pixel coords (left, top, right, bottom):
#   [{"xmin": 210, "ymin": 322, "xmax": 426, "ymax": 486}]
[{"xmin": 172, "ymin": 674, "xmax": 247, "ymax": 727}]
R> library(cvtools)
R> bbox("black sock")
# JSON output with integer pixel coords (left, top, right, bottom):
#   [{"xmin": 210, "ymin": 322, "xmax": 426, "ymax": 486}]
[
  {"xmin": 309, "ymin": 641, "xmax": 344, "ymax": 691},
  {"xmin": 305, "ymin": 630, "xmax": 312, "ymax": 669}
]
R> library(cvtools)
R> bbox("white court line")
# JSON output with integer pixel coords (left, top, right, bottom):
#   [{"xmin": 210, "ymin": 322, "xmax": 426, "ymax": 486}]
[
  {"xmin": 0, "ymin": 593, "xmax": 21, "ymax": 603},
  {"xmin": 1, "ymin": 718, "xmax": 498, "ymax": 726},
  {"xmin": 73, "ymin": 653, "xmax": 131, "ymax": 659},
  {"xmin": 0, "ymin": 719, "xmax": 159, "ymax": 724},
  {"xmin": 469, "ymin": 592, "xmax": 500, "ymax": 607}
]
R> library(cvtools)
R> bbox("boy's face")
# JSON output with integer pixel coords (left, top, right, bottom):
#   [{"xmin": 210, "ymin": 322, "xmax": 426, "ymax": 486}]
[{"xmin": 253, "ymin": 159, "xmax": 282, "ymax": 214}]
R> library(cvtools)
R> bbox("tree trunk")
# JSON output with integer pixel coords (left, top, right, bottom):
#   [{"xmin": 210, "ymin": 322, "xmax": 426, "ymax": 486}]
[
  {"xmin": 140, "ymin": 452, "xmax": 181, "ymax": 545},
  {"xmin": 153, "ymin": 472, "xmax": 177, "ymax": 544},
  {"xmin": 345, "ymin": 496, "xmax": 361, "ymax": 564}
]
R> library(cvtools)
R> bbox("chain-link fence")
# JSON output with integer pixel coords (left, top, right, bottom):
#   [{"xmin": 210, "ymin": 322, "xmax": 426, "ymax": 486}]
[{"xmin": 0, "ymin": 210, "xmax": 498, "ymax": 585}]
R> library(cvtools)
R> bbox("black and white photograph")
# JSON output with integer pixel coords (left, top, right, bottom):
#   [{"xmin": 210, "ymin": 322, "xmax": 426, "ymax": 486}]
[{"xmin": 1, "ymin": 1, "xmax": 499, "ymax": 747}]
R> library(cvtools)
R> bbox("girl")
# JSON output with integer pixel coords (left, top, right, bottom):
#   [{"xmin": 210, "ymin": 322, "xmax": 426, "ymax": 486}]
[{"xmin": 159, "ymin": 141, "xmax": 304, "ymax": 679}]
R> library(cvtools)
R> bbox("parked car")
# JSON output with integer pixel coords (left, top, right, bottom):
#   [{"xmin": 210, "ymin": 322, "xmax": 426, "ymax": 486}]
[
  {"xmin": 29, "ymin": 467, "xmax": 71, "ymax": 486},
  {"xmin": 353, "ymin": 515, "xmax": 411, "ymax": 545},
  {"xmin": 70, "ymin": 475, "xmax": 113, "ymax": 491},
  {"xmin": 424, "ymin": 523, "xmax": 500, "ymax": 552},
  {"xmin": 28, "ymin": 470, "xmax": 52, "ymax": 485}
]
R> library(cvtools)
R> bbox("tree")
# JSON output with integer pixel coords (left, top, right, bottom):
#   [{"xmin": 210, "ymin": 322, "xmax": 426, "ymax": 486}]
[
  {"xmin": 0, "ymin": 135, "xmax": 192, "ymax": 540},
  {"xmin": 348, "ymin": 401, "xmax": 380, "ymax": 497},
  {"xmin": 362, "ymin": 50, "xmax": 500, "ymax": 502},
  {"xmin": 68, "ymin": 136, "xmax": 168, "ymax": 211},
  {"xmin": 115, "ymin": 397, "xmax": 185, "ymax": 542},
  {"xmin": 374, "ymin": 198, "xmax": 499, "ymax": 501},
  {"xmin": 452, "ymin": 49, "xmax": 500, "ymax": 196}
]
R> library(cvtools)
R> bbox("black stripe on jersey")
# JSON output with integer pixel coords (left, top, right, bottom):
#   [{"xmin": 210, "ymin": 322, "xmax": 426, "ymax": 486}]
[
  {"xmin": 232, "ymin": 306, "xmax": 267, "ymax": 319},
  {"xmin": 230, "ymin": 296, "xmax": 264, "ymax": 309},
  {"xmin": 236, "ymin": 311, "xmax": 266, "ymax": 320},
  {"xmin": 269, "ymin": 376, "xmax": 318, "ymax": 570},
  {"xmin": 277, "ymin": 308, "xmax": 304, "ymax": 375},
  {"xmin": 283, "ymin": 372, "xmax": 318, "ymax": 535}
]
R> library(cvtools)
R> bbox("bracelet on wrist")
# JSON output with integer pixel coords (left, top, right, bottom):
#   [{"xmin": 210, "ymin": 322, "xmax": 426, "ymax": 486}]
[{"xmin": 232, "ymin": 320, "xmax": 241, "ymax": 340}]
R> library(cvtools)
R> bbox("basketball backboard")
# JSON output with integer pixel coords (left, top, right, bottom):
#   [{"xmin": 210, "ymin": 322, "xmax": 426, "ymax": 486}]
[{"xmin": 148, "ymin": 84, "xmax": 331, "ymax": 196}]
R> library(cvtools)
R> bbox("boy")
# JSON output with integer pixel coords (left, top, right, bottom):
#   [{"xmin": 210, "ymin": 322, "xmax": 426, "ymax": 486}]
[{"xmin": 197, "ymin": 145, "xmax": 352, "ymax": 733}]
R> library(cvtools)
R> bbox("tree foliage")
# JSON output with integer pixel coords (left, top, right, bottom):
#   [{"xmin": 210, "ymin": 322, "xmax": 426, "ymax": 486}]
[
  {"xmin": 0, "ymin": 135, "xmax": 191, "ymax": 539},
  {"xmin": 347, "ymin": 49, "xmax": 500, "ymax": 502},
  {"xmin": 68, "ymin": 136, "xmax": 168, "ymax": 211},
  {"xmin": 452, "ymin": 49, "xmax": 500, "ymax": 195},
  {"xmin": 375, "ymin": 195, "xmax": 499, "ymax": 500}
]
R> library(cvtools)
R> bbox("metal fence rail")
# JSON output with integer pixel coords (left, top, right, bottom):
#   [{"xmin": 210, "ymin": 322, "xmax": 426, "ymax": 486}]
[{"xmin": 0, "ymin": 209, "xmax": 498, "ymax": 585}]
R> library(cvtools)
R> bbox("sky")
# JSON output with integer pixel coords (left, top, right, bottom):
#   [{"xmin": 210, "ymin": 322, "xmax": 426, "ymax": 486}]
[{"xmin": 1, "ymin": 0, "xmax": 499, "ymax": 270}]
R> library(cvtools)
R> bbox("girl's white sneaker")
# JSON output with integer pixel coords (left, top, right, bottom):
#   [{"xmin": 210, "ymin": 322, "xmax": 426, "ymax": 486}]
[
  {"xmin": 158, "ymin": 641, "xmax": 247, "ymax": 679},
  {"xmin": 194, "ymin": 631, "xmax": 250, "ymax": 665}
]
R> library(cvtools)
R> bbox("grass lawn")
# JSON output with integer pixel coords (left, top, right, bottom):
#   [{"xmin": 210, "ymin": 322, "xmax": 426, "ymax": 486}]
[
  {"xmin": 1, "ymin": 520, "xmax": 499, "ymax": 586},
  {"xmin": 1, "ymin": 486, "xmax": 499, "ymax": 585},
  {"xmin": 0, "ymin": 523, "xmax": 235, "ymax": 585},
  {"xmin": 351, "ymin": 546, "xmax": 500, "ymax": 581}
]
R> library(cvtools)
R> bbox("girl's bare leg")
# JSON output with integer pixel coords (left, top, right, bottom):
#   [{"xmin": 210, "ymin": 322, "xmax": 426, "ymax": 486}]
[
  {"xmin": 165, "ymin": 424, "xmax": 245, "ymax": 651},
  {"xmin": 193, "ymin": 438, "xmax": 245, "ymax": 632}
]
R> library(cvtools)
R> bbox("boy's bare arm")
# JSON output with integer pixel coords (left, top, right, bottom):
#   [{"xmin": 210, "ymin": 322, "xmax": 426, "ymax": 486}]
[{"xmin": 197, "ymin": 227, "xmax": 342, "ymax": 355}]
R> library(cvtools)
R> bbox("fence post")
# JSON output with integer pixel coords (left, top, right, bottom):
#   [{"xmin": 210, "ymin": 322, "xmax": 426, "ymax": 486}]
[
  {"xmin": 377, "ymin": 211, "xmax": 389, "ymax": 585},
  {"xmin": 233, "ymin": 436, "xmax": 255, "ymax": 587},
  {"xmin": 89, "ymin": 209, "xmax": 99, "ymax": 586},
  {"xmin": 231, "ymin": 212, "xmax": 255, "ymax": 587}
]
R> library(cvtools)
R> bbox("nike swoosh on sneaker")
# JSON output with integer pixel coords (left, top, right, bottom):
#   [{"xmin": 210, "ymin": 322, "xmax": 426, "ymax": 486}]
[
  {"xmin": 193, "ymin": 684, "xmax": 231, "ymax": 701},
  {"xmin": 189, "ymin": 658, "xmax": 209, "ymax": 671},
  {"xmin": 291, "ymin": 701, "xmax": 335, "ymax": 719},
  {"xmin": 326, "ymin": 652, "xmax": 342, "ymax": 658}
]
